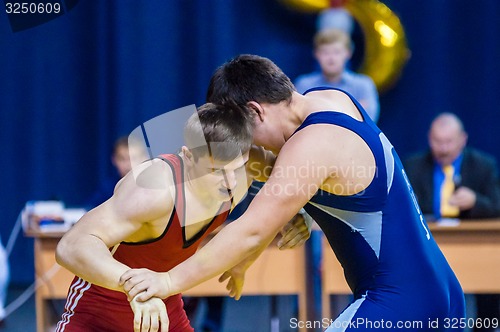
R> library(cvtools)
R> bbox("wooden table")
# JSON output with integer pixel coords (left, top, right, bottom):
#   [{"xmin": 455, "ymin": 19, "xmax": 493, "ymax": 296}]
[
  {"xmin": 321, "ymin": 220, "xmax": 500, "ymax": 319},
  {"xmin": 427, "ymin": 220, "xmax": 500, "ymax": 293},
  {"xmin": 32, "ymin": 232, "xmax": 70, "ymax": 332},
  {"xmin": 28, "ymin": 231, "xmax": 308, "ymax": 332}
]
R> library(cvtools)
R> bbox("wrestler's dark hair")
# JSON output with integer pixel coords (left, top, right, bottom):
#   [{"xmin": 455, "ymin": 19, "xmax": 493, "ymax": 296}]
[
  {"xmin": 184, "ymin": 103, "xmax": 253, "ymax": 161},
  {"xmin": 206, "ymin": 54, "xmax": 295, "ymax": 108}
]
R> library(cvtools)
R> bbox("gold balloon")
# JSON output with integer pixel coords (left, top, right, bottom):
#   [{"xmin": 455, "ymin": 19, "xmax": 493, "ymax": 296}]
[
  {"xmin": 279, "ymin": 0, "xmax": 330, "ymax": 13},
  {"xmin": 279, "ymin": 0, "xmax": 410, "ymax": 92}
]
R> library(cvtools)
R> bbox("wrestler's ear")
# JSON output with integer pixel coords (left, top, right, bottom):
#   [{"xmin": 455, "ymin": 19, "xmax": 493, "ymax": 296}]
[
  {"xmin": 246, "ymin": 101, "xmax": 265, "ymax": 122},
  {"xmin": 181, "ymin": 146, "xmax": 194, "ymax": 165}
]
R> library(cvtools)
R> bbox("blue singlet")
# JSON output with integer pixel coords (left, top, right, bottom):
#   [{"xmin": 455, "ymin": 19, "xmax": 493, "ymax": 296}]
[{"xmin": 297, "ymin": 88, "xmax": 465, "ymax": 331}]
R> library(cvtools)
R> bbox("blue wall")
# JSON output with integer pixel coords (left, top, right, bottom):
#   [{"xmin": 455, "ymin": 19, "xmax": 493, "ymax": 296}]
[{"xmin": 1, "ymin": 0, "xmax": 499, "ymax": 284}]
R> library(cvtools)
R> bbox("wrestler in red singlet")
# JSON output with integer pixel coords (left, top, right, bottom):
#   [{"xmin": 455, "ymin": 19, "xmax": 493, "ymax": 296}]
[{"xmin": 56, "ymin": 154, "xmax": 231, "ymax": 332}]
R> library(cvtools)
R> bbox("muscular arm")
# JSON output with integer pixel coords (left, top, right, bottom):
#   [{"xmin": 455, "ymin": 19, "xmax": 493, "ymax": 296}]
[
  {"xmin": 56, "ymin": 159, "xmax": 173, "ymax": 291},
  {"xmin": 121, "ymin": 125, "xmax": 374, "ymax": 301},
  {"xmin": 162, "ymin": 126, "xmax": 352, "ymax": 295}
]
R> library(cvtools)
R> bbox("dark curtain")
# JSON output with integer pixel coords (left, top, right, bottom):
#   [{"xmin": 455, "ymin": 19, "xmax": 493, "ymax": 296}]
[
  {"xmin": 0, "ymin": 0, "xmax": 498, "ymax": 284},
  {"xmin": 380, "ymin": 0, "xmax": 500, "ymax": 157}
]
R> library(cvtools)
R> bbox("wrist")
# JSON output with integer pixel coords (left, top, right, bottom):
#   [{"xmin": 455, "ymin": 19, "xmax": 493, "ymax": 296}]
[
  {"xmin": 233, "ymin": 263, "xmax": 250, "ymax": 274},
  {"xmin": 162, "ymin": 271, "xmax": 172, "ymax": 298}
]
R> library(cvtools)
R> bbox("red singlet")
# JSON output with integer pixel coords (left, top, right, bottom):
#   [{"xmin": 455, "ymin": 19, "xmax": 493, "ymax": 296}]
[{"xmin": 56, "ymin": 154, "xmax": 231, "ymax": 332}]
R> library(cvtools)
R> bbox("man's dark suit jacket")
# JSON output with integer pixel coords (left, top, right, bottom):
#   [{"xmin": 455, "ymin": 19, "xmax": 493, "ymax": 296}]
[{"xmin": 403, "ymin": 147, "xmax": 500, "ymax": 219}]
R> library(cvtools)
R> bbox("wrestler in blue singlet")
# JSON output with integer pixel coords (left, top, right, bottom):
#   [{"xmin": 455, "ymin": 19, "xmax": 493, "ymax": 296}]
[{"xmin": 298, "ymin": 88, "xmax": 465, "ymax": 331}]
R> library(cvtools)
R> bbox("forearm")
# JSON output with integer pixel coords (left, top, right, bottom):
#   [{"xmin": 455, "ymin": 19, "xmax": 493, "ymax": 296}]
[
  {"xmin": 166, "ymin": 147, "xmax": 320, "ymax": 295},
  {"xmin": 56, "ymin": 234, "xmax": 129, "ymax": 292},
  {"xmin": 167, "ymin": 221, "xmax": 275, "ymax": 295},
  {"xmin": 232, "ymin": 243, "xmax": 267, "ymax": 272}
]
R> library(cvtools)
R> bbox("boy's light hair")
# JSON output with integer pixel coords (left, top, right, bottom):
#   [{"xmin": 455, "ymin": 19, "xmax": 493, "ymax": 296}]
[{"xmin": 314, "ymin": 28, "xmax": 353, "ymax": 52}]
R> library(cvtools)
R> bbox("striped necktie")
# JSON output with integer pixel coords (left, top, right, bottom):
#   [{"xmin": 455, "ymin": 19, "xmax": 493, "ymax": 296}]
[{"xmin": 440, "ymin": 165, "xmax": 459, "ymax": 217}]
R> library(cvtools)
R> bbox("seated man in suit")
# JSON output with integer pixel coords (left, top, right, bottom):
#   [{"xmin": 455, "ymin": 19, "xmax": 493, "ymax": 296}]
[{"xmin": 404, "ymin": 112, "xmax": 500, "ymax": 332}]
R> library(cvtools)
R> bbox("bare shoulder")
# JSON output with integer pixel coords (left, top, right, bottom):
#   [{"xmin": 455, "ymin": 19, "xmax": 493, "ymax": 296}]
[
  {"xmin": 282, "ymin": 123, "xmax": 356, "ymax": 162},
  {"xmin": 281, "ymin": 123, "xmax": 375, "ymax": 194},
  {"xmin": 307, "ymin": 88, "xmax": 352, "ymax": 103},
  {"xmin": 306, "ymin": 89, "xmax": 362, "ymax": 121},
  {"xmin": 61, "ymin": 158, "xmax": 176, "ymax": 247},
  {"xmin": 112, "ymin": 158, "xmax": 175, "ymax": 222}
]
